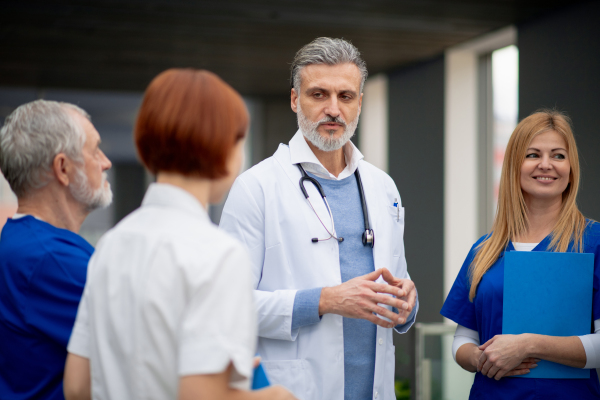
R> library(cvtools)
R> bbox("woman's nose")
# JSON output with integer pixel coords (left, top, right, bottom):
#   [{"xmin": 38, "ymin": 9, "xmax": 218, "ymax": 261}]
[{"xmin": 538, "ymin": 155, "xmax": 552, "ymax": 169}]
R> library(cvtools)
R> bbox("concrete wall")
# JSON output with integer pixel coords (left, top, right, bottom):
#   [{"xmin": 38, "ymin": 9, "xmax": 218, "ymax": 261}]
[
  {"xmin": 360, "ymin": 74, "xmax": 389, "ymax": 172},
  {"xmin": 249, "ymin": 95, "xmax": 298, "ymax": 165},
  {"xmin": 387, "ymin": 56, "xmax": 445, "ymax": 394},
  {"xmin": 519, "ymin": 0, "xmax": 600, "ymax": 221}
]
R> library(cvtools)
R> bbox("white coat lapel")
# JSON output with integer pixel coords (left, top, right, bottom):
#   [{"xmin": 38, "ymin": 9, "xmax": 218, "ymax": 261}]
[{"xmin": 357, "ymin": 162, "xmax": 387, "ymax": 276}]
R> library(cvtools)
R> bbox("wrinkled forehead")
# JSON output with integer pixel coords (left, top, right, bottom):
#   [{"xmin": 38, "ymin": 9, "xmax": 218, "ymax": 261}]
[{"xmin": 299, "ymin": 63, "xmax": 362, "ymax": 92}]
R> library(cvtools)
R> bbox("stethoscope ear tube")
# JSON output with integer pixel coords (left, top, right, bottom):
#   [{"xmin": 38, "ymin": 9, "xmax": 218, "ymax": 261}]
[
  {"xmin": 354, "ymin": 168, "xmax": 374, "ymax": 248},
  {"xmin": 299, "ymin": 175, "xmax": 326, "ymax": 199},
  {"xmin": 297, "ymin": 164, "xmax": 373, "ymax": 247}
]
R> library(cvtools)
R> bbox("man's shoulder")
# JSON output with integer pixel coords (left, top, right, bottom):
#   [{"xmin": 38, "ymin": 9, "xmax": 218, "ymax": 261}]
[
  {"xmin": 0, "ymin": 216, "xmax": 94, "ymax": 258},
  {"xmin": 0, "ymin": 217, "xmax": 91, "ymax": 292}
]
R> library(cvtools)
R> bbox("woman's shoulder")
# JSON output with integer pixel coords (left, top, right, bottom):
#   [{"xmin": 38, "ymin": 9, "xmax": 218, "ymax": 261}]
[
  {"xmin": 453, "ymin": 233, "xmax": 495, "ymax": 276},
  {"xmin": 583, "ymin": 219, "xmax": 600, "ymax": 249},
  {"xmin": 471, "ymin": 233, "xmax": 493, "ymax": 252},
  {"xmin": 585, "ymin": 219, "xmax": 600, "ymax": 230}
]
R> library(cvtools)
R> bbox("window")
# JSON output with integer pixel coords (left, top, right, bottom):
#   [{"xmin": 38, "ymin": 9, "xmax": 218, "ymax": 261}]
[{"xmin": 478, "ymin": 45, "xmax": 519, "ymax": 234}]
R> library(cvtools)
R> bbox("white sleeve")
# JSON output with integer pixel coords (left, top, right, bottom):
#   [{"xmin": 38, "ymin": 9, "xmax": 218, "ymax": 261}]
[
  {"xmin": 452, "ymin": 324, "xmax": 480, "ymax": 362},
  {"xmin": 67, "ymin": 282, "xmax": 91, "ymax": 358},
  {"xmin": 178, "ymin": 245, "xmax": 257, "ymax": 389},
  {"xmin": 578, "ymin": 319, "xmax": 600, "ymax": 369},
  {"xmin": 220, "ymin": 176, "xmax": 298, "ymax": 341}
]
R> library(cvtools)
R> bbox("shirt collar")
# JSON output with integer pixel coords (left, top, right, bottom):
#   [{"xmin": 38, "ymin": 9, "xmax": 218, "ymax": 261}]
[
  {"xmin": 288, "ymin": 129, "xmax": 364, "ymax": 180},
  {"xmin": 142, "ymin": 183, "xmax": 211, "ymax": 223},
  {"xmin": 12, "ymin": 213, "xmax": 44, "ymax": 221}
]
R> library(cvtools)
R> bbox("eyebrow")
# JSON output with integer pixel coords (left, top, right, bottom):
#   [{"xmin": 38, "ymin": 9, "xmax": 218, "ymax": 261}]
[
  {"xmin": 527, "ymin": 147, "xmax": 567, "ymax": 152},
  {"xmin": 305, "ymin": 87, "xmax": 358, "ymax": 97},
  {"xmin": 339, "ymin": 89, "xmax": 358, "ymax": 97}
]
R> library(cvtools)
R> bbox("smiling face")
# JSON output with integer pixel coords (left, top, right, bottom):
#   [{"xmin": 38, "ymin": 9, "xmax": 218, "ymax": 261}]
[
  {"xmin": 520, "ymin": 130, "xmax": 571, "ymax": 204},
  {"xmin": 291, "ymin": 63, "xmax": 362, "ymax": 151}
]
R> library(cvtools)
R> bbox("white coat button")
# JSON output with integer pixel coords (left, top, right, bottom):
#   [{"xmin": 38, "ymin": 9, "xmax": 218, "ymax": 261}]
[
  {"xmin": 378, "ymin": 338, "xmax": 383, "ymax": 345},
  {"xmin": 374, "ymin": 391, "xmax": 379, "ymax": 398}
]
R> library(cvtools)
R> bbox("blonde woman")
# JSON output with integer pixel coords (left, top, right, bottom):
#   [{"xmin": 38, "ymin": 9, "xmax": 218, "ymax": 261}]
[{"xmin": 441, "ymin": 110, "xmax": 600, "ymax": 399}]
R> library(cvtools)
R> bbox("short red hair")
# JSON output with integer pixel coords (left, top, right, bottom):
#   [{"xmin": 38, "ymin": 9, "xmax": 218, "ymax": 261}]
[{"xmin": 135, "ymin": 69, "xmax": 248, "ymax": 178}]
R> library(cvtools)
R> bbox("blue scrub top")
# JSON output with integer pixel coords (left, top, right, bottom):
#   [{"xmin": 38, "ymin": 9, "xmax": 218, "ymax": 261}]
[
  {"xmin": 0, "ymin": 216, "xmax": 93, "ymax": 400},
  {"xmin": 441, "ymin": 220, "xmax": 600, "ymax": 399}
]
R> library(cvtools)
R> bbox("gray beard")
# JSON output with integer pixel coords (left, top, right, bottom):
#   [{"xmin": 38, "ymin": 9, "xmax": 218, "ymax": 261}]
[
  {"xmin": 70, "ymin": 167, "xmax": 113, "ymax": 211},
  {"xmin": 297, "ymin": 102, "xmax": 359, "ymax": 152}
]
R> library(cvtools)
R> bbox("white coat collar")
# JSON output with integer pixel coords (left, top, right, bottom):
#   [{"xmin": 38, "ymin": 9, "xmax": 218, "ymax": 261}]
[
  {"xmin": 141, "ymin": 183, "xmax": 210, "ymax": 223},
  {"xmin": 288, "ymin": 130, "xmax": 364, "ymax": 180}
]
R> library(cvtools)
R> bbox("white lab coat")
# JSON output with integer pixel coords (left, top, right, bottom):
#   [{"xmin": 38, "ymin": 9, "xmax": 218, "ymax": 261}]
[{"xmin": 220, "ymin": 141, "xmax": 416, "ymax": 400}]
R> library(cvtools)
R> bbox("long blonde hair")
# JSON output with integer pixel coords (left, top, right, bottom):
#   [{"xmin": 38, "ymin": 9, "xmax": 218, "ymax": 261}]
[{"xmin": 468, "ymin": 110, "xmax": 587, "ymax": 301}]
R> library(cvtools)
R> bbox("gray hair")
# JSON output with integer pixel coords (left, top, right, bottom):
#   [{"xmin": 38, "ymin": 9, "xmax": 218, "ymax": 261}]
[
  {"xmin": 290, "ymin": 37, "xmax": 368, "ymax": 94},
  {"xmin": 0, "ymin": 99, "xmax": 90, "ymax": 198}
]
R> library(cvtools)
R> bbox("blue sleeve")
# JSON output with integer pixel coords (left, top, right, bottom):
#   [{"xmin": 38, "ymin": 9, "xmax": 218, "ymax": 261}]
[
  {"xmin": 291, "ymin": 287, "xmax": 323, "ymax": 331},
  {"xmin": 394, "ymin": 296, "xmax": 418, "ymax": 334},
  {"xmin": 440, "ymin": 243, "xmax": 481, "ymax": 331},
  {"xmin": 25, "ymin": 249, "xmax": 89, "ymax": 348}
]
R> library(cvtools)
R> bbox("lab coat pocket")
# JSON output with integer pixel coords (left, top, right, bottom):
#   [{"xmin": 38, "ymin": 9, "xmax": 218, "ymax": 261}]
[
  {"xmin": 387, "ymin": 205, "xmax": 404, "ymax": 222},
  {"xmin": 387, "ymin": 206, "xmax": 405, "ymax": 257},
  {"xmin": 262, "ymin": 359, "xmax": 312, "ymax": 400}
]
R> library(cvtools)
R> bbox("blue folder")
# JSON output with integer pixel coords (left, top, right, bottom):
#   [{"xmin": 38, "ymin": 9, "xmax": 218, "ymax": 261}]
[
  {"xmin": 503, "ymin": 251, "xmax": 593, "ymax": 379},
  {"xmin": 252, "ymin": 362, "xmax": 271, "ymax": 389}
]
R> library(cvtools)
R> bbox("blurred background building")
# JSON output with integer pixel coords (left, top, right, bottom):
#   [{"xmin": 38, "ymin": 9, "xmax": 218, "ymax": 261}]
[{"xmin": 1, "ymin": 1, "xmax": 599, "ymax": 398}]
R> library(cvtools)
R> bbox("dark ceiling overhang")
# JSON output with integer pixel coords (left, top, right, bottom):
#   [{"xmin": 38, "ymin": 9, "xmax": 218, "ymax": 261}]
[{"xmin": 0, "ymin": 1, "xmax": 580, "ymax": 96}]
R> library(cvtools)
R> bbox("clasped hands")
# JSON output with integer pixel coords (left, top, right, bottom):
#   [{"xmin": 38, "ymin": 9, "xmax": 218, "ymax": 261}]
[
  {"xmin": 475, "ymin": 334, "xmax": 539, "ymax": 380},
  {"xmin": 318, "ymin": 268, "xmax": 416, "ymax": 328}
]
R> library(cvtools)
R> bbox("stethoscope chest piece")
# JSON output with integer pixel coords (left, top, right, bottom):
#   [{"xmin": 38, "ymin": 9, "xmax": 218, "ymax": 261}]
[{"xmin": 362, "ymin": 229, "xmax": 374, "ymax": 248}]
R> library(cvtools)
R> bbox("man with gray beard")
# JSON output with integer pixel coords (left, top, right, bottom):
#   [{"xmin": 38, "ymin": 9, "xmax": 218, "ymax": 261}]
[
  {"xmin": 220, "ymin": 38, "xmax": 418, "ymax": 400},
  {"xmin": 0, "ymin": 100, "xmax": 112, "ymax": 400}
]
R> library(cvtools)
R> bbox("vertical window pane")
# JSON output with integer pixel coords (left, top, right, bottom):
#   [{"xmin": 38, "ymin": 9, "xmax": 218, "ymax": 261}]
[{"xmin": 491, "ymin": 45, "xmax": 519, "ymax": 211}]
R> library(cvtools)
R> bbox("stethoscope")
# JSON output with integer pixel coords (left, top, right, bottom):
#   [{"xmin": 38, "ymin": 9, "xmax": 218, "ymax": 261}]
[{"xmin": 296, "ymin": 164, "xmax": 374, "ymax": 248}]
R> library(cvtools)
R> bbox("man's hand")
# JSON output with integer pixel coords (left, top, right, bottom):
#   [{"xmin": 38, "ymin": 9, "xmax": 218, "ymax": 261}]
[
  {"xmin": 477, "ymin": 334, "xmax": 539, "ymax": 380},
  {"xmin": 381, "ymin": 268, "xmax": 416, "ymax": 323},
  {"xmin": 318, "ymin": 268, "xmax": 410, "ymax": 328}
]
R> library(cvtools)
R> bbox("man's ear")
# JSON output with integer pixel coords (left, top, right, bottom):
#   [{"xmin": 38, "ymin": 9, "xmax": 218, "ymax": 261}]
[
  {"xmin": 52, "ymin": 153, "xmax": 71, "ymax": 187},
  {"xmin": 358, "ymin": 92, "xmax": 363, "ymax": 115},
  {"xmin": 290, "ymin": 88, "xmax": 298, "ymax": 113}
]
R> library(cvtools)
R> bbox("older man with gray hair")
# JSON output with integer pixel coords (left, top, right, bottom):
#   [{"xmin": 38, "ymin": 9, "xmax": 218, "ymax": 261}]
[
  {"xmin": 220, "ymin": 37, "xmax": 418, "ymax": 400},
  {"xmin": 0, "ymin": 100, "xmax": 112, "ymax": 400}
]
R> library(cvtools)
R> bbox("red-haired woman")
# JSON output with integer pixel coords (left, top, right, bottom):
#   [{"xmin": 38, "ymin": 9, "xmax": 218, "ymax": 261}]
[
  {"xmin": 441, "ymin": 110, "xmax": 600, "ymax": 399},
  {"xmin": 63, "ymin": 69, "xmax": 296, "ymax": 400}
]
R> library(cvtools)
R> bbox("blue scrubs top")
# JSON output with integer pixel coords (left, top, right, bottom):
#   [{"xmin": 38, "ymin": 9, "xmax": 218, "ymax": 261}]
[
  {"xmin": 441, "ymin": 220, "xmax": 600, "ymax": 399},
  {"xmin": 0, "ymin": 216, "xmax": 93, "ymax": 400}
]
